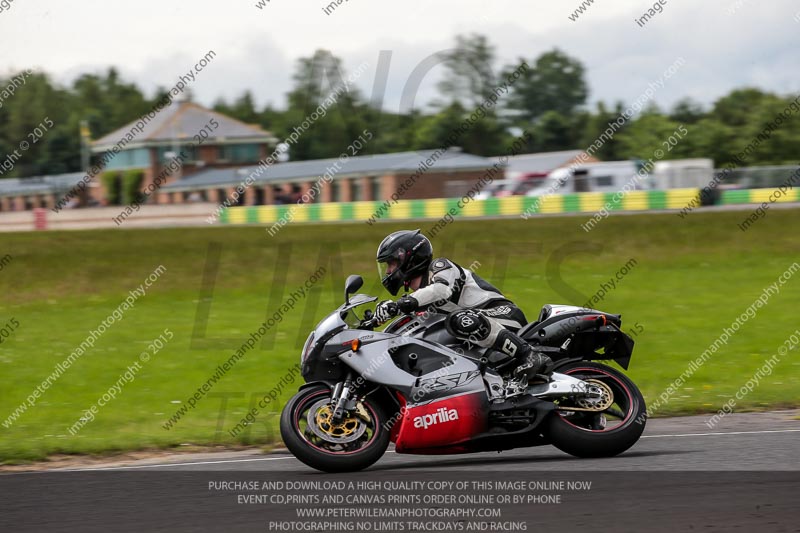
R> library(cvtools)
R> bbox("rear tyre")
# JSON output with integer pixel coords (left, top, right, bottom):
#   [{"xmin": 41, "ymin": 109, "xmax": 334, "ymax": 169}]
[
  {"xmin": 545, "ymin": 362, "xmax": 646, "ymax": 458},
  {"xmin": 280, "ymin": 385, "xmax": 390, "ymax": 473}
]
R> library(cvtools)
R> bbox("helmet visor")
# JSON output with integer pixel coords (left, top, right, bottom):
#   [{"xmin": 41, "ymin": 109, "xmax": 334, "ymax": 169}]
[
  {"xmin": 377, "ymin": 258, "xmax": 404, "ymax": 295},
  {"xmin": 377, "ymin": 258, "xmax": 400, "ymax": 281}
]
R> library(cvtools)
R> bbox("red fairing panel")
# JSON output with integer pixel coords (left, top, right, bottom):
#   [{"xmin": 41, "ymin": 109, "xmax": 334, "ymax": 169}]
[
  {"xmin": 389, "ymin": 392, "xmax": 407, "ymax": 443},
  {"xmin": 395, "ymin": 392, "xmax": 487, "ymax": 452}
]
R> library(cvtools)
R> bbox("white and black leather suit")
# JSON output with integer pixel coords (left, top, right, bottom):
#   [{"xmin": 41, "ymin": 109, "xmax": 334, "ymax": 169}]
[{"xmin": 400, "ymin": 257, "xmax": 533, "ymax": 370}]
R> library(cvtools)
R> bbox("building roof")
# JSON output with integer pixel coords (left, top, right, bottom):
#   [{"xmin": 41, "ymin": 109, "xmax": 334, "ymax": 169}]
[
  {"xmin": 0, "ymin": 172, "xmax": 87, "ymax": 198},
  {"xmin": 162, "ymin": 148, "xmax": 496, "ymax": 191},
  {"xmin": 492, "ymin": 149, "xmax": 593, "ymax": 178},
  {"xmin": 91, "ymin": 101, "xmax": 277, "ymax": 152}
]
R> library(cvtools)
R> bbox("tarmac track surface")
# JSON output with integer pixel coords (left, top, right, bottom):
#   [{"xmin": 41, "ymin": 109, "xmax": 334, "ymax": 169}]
[{"xmin": 3, "ymin": 410, "xmax": 799, "ymax": 532}]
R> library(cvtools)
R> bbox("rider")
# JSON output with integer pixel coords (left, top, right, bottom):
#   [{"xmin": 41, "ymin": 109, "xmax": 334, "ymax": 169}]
[{"xmin": 374, "ymin": 229, "xmax": 552, "ymax": 384}]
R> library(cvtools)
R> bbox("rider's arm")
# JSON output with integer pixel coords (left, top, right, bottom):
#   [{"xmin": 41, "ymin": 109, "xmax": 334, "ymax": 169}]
[
  {"xmin": 402, "ymin": 282, "xmax": 451, "ymax": 309},
  {"xmin": 404, "ymin": 260, "xmax": 459, "ymax": 309}
]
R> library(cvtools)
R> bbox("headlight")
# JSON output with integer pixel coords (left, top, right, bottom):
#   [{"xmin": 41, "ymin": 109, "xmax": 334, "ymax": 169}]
[{"xmin": 301, "ymin": 332, "xmax": 315, "ymax": 364}]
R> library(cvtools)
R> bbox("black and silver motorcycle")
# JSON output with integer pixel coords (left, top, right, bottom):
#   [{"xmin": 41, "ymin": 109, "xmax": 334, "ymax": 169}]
[{"xmin": 280, "ymin": 275, "xmax": 646, "ymax": 473}]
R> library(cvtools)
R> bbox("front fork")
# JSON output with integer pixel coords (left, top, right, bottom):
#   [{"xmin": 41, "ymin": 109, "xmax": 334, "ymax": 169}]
[{"xmin": 331, "ymin": 373, "xmax": 356, "ymax": 422}]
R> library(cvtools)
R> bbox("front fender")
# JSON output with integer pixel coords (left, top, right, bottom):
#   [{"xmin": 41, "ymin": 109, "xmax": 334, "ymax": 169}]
[{"xmin": 297, "ymin": 380, "xmax": 336, "ymax": 393}]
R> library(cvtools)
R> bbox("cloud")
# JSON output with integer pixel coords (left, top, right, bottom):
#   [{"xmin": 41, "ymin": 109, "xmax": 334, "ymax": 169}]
[{"xmin": 1, "ymin": 0, "xmax": 799, "ymax": 113}]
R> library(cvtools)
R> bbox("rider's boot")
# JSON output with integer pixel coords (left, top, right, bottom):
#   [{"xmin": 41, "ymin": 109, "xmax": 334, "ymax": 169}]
[
  {"xmin": 493, "ymin": 330, "xmax": 553, "ymax": 388},
  {"xmin": 443, "ymin": 310, "xmax": 553, "ymax": 390},
  {"xmin": 492, "ymin": 329, "xmax": 553, "ymax": 380}
]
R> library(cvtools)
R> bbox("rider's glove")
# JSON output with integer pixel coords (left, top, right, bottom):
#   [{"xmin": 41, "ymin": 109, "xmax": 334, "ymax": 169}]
[
  {"xmin": 396, "ymin": 295, "xmax": 419, "ymax": 314},
  {"xmin": 375, "ymin": 300, "xmax": 399, "ymax": 324}
]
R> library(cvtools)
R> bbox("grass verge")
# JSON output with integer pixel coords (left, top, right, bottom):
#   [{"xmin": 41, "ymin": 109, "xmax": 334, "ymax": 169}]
[{"xmin": 0, "ymin": 209, "xmax": 798, "ymax": 462}]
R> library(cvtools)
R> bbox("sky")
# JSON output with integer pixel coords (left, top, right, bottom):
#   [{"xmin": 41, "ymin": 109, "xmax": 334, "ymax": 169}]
[{"xmin": 1, "ymin": 0, "xmax": 799, "ymax": 115}]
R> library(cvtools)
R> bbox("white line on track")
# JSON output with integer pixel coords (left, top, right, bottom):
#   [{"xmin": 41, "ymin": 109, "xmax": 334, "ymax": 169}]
[
  {"xmin": 60, "ymin": 456, "xmax": 295, "ymax": 472},
  {"xmin": 51, "ymin": 428, "xmax": 800, "ymax": 472},
  {"xmin": 642, "ymin": 428, "xmax": 800, "ymax": 439}
]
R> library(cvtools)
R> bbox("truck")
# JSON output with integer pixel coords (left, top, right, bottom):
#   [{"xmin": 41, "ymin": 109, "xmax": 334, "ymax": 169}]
[{"xmin": 523, "ymin": 159, "xmax": 714, "ymax": 197}]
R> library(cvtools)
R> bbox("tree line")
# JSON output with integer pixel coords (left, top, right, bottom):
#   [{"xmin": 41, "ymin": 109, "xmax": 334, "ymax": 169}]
[{"xmin": 1, "ymin": 33, "xmax": 799, "ymax": 179}]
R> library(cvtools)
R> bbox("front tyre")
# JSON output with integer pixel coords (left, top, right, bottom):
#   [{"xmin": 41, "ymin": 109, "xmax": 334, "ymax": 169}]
[
  {"xmin": 545, "ymin": 362, "xmax": 646, "ymax": 458},
  {"xmin": 280, "ymin": 384, "xmax": 390, "ymax": 473}
]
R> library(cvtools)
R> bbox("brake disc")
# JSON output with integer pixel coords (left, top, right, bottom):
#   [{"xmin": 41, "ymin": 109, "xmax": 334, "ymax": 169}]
[
  {"xmin": 306, "ymin": 398, "xmax": 368, "ymax": 444},
  {"xmin": 574, "ymin": 379, "xmax": 614, "ymax": 411}
]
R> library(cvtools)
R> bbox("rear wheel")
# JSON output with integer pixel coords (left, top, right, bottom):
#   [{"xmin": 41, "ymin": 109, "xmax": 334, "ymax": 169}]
[
  {"xmin": 545, "ymin": 362, "xmax": 646, "ymax": 458},
  {"xmin": 280, "ymin": 385, "xmax": 390, "ymax": 472}
]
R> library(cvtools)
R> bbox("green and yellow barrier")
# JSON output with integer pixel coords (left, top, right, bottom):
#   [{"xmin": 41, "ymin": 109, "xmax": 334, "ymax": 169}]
[
  {"xmin": 720, "ymin": 188, "xmax": 800, "ymax": 205},
  {"xmin": 217, "ymin": 188, "xmax": 797, "ymax": 225}
]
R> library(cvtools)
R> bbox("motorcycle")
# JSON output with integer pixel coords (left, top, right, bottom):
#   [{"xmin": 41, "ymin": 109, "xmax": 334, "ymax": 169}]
[{"xmin": 280, "ymin": 275, "xmax": 646, "ymax": 473}]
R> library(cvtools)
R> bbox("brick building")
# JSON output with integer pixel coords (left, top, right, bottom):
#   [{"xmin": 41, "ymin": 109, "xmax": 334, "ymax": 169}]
[
  {"xmin": 158, "ymin": 148, "xmax": 497, "ymax": 205},
  {"xmin": 0, "ymin": 173, "xmax": 86, "ymax": 211},
  {"xmin": 89, "ymin": 100, "xmax": 278, "ymax": 205}
]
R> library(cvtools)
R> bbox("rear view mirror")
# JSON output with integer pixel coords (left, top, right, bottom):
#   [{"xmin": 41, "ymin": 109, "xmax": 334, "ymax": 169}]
[{"xmin": 344, "ymin": 275, "xmax": 363, "ymax": 304}]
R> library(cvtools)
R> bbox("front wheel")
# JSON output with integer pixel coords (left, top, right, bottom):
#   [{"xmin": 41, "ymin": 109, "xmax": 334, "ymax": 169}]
[
  {"xmin": 280, "ymin": 384, "xmax": 390, "ymax": 472},
  {"xmin": 545, "ymin": 362, "xmax": 646, "ymax": 458}
]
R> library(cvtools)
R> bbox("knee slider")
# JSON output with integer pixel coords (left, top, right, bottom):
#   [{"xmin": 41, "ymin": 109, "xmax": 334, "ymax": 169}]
[{"xmin": 446, "ymin": 310, "xmax": 491, "ymax": 340}]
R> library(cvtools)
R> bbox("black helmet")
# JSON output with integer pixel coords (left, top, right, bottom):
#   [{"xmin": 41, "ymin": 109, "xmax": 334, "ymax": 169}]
[{"xmin": 376, "ymin": 229, "xmax": 433, "ymax": 295}]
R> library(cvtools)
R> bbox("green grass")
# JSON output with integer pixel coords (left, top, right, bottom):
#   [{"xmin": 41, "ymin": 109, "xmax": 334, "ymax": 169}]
[{"xmin": 1, "ymin": 209, "xmax": 799, "ymax": 463}]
